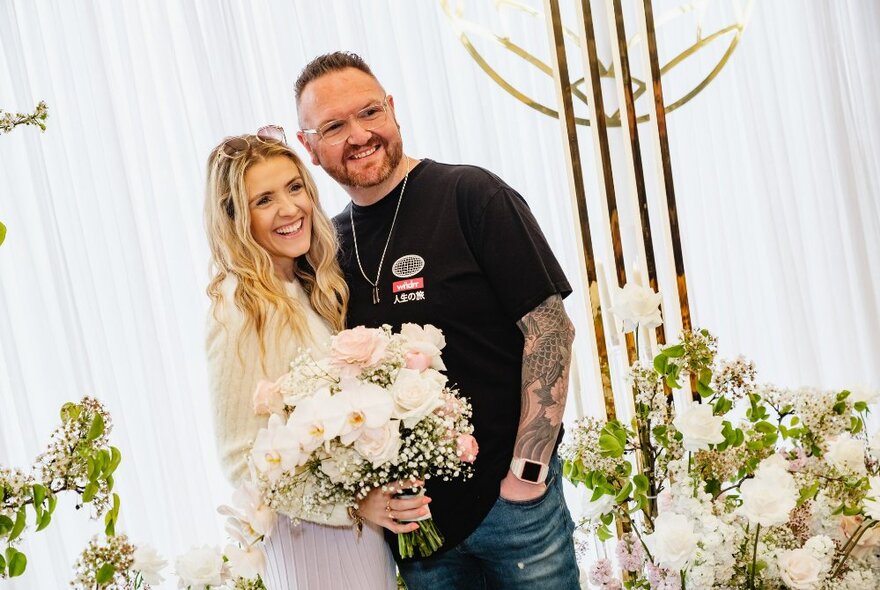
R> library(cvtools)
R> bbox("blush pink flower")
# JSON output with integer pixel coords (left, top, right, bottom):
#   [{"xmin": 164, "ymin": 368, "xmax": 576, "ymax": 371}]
[
  {"xmin": 252, "ymin": 374, "xmax": 287, "ymax": 416},
  {"xmin": 456, "ymin": 434, "xmax": 479, "ymax": 463},
  {"xmin": 329, "ymin": 326, "xmax": 389, "ymax": 377},
  {"xmin": 405, "ymin": 351, "xmax": 433, "ymax": 372}
]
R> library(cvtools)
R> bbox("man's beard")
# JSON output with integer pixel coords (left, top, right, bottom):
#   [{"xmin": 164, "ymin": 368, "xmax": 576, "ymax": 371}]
[{"xmin": 319, "ymin": 135, "xmax": 403, "ymax": 190}]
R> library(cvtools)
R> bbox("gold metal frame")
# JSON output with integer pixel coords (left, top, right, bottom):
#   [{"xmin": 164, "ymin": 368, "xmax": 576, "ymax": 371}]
[{"xmin": 440, "ymin": 0, "xmax": 753, "ymax": 127}]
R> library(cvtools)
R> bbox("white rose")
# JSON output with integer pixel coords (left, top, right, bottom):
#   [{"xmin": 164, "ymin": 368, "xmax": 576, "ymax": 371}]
[
  {"xmin": 863, "ymin": 476, "xmax": 880, "ymax": 520},
  {"xmin": 646, "ymin": 512, "xmax": 698, "ymax": 571},
  {"xmin": 849, "ymin": 385, "xmax": 880, "ymax": 405},
  {"xmin": 390, "ymin": 368, "xmax": 445, "ymax": 428},
  {"xmin": 354, "ymin": 420, "xmax": 402, "ymax": 467},
  {"xmin": 132, "ymin": 544, "xmax": 166, "ymax": 586},
  {"xmin": 223, "ymin": 543, "xmax": 265, "ymax": 580},
  {"xmin": 825, "ymin": 434, "xmax": 867, "ymax": 476},
  {"xmin": 672, "ymin": 404, "xmax": 725, "ymax": 452},
  {"xmin": 777, "ymin": 547, "xmax": 822, "ymax": 590},
  {"xmin": 610, "ymin": 282, "xmax": 663, "ymax": 333},
  {"xmin": 175, "ymin": 545, "xmax": 226, "ymax": 589},
  {"xmin": 738, "ymin": 460, "xmax": 798, "ymax": 526},
  {"xmin": 400, "ymin": 323, "xmax": 447, "ymax": 371},
  {"xmin": 581, "ymin": 490, "xmax": 614, "ymax": 522}
]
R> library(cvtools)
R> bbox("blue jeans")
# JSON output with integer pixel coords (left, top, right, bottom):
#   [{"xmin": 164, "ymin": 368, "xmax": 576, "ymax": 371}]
[{"xmin": 398, "ymin": 456, "xmax": 579, "ymax": 590}]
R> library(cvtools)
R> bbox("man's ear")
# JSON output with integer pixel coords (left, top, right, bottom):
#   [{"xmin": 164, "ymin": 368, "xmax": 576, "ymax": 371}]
[{"xmin": 296, "ymin": 131, "xmax": 321, "ymax": 166}]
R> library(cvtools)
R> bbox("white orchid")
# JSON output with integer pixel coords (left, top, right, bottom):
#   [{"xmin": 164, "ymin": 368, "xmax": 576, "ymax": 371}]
[
  {"xmin": 250, "ymin": 414, "xmax": 305, "ymax": 482},
  {"xmin": 217, "ymin": 480, "xmax": 277, "ymax": 543},
  {"xmin": 335, "ymin": 379, "xmax": 395, "ymax": 445},
  {"xmin": 287, "ymin": 386, "xmax": 348, "ymax": 452}
]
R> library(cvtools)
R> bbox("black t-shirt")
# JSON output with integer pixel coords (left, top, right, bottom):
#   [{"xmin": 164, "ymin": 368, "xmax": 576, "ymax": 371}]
[{"xmin": 333, "ymin": 159, "xmax": 572, "ymax": 559}]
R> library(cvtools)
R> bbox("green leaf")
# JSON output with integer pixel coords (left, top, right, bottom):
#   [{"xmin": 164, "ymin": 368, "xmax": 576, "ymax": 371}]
[
  {"xmin": 82, "ymin": 482, "xmax": 99, "ymax": 503},
  {"xmin": 86, "ymin": 413, "xmax": 105, "ymax": 442},
  {"xmin": 832, "ymin": 401, "xmax": 847, "ymax": 415},
  {"xmin": 47, "ymin": 493, "xmax": 57, "ymax": 514},
  {"xmin": 663, "ymin": 344, "xmax": 685, "ymax": 358},
  {"xmin": 697, "ymin": 380, "xmax": 713, "ymax": 398},
  {"xmin": 755, "ymin": 421, "xmax": 776, "ymax": 434},
  {"xmin": 95, "ymin": 563, "xmax": 116, "ymax": 585},
  {"xmin": 87, "ymin": 456, "xmax": 99, "ymax": 482},
  {"xmin": 562, "ymin": 460, "xmax": 572, "ymax": 479},
  {"xmin": 0, "ymin": 552, "xmax": 5, "ymax": 575},
  {"xmin": 7, "ymin": 549, "xmax": 26, "ymax": 577},
  {"xmin": 60, "ymin": 402, "xmax": 81, "ymax": 423},
  {"xmin": 633, "ymin": 474, "xmax": 649, "ymax": 492},
  {"xmin": 9, "ymin": 506, "xmax": 26, "ymax": 541},
  {"xmin": 32, "ymin": 484, "xmax": 47, "ymax": 508},
  {"xmin": 599, "ymin": 433, "xmax": 624, "ymax": 458},
  {"xmin": 837, "ymin": 390, "xmax": 851, "ymax": 401},
  {"xmin": 106, "ymin": 474, "xmax": 114, "ymax": 491},
  {"xmin": 854, "ymin": 401, "xmax": 868, "ymax": 413},
  {"xmin": 0, "ymin": 514, "xmax": 13, "ymax": 536},
  {"xmin": 597, "ymin": 525, "xmax": 613, "ymax": 542},
  {"xmin": 36, "ymin": 511, "xmax": 51, "ymax": 532},
  {"xmin": 615, "ymin": 481, "xmax": 633, "ymax": 503},
  {"xmin": 0, "ymin": 221, "xmax": 6, "ymax": 246},
  {"xmin": 653, "ymin": 354, "xmax": 669, "ymax": 374},
  {"xmin": 851, "ymin": 416, "xmax": 863, "ymax": 434}
]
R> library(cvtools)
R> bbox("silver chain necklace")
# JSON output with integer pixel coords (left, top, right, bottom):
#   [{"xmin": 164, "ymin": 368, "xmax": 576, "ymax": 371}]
[{"xmin": 350, "ymin": 162, "xmax": 410, "ymax": 304}]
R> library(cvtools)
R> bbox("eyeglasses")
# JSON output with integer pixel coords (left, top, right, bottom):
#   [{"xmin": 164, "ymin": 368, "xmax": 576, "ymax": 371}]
[
  {"xmin": 217, "ymin": 124, "xmax": 287, "ymax": 159},
  {"xmin": 300, "ymin": 99, "xmax": 389, "ymax": 146}
]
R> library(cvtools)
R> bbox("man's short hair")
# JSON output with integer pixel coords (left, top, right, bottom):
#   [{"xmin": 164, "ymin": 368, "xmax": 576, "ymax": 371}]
[{"xmin": 294, "ymin": 51, "xmax": 375, "ymax": 103}]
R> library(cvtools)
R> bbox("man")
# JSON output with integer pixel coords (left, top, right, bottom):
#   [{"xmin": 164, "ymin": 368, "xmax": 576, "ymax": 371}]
[{"xmin": 295, "ymin": 51, "xmax": 579, "ymax": 589}]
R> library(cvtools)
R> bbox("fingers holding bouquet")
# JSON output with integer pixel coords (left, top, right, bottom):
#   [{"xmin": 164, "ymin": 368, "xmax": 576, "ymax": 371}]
[{"xmin": 358, "ymin": 480, "xmax": 430, "ymax": 534}]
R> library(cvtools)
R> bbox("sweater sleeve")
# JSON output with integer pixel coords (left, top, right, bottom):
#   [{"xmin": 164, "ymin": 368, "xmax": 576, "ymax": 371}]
[{"xmin": 205, "ymin": 297, "xmax": 270, "ymax": 486}]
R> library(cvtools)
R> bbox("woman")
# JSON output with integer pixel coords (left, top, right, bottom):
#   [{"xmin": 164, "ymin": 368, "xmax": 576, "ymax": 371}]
[{"xmin": 203, "ymin": 128, "xmax": 427, "ymax": 589}]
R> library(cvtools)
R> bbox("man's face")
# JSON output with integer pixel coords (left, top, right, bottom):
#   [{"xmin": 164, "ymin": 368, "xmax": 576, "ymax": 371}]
[{"xmin": 297, "ymin": 67, "xmax": 403, "ymax": 189}]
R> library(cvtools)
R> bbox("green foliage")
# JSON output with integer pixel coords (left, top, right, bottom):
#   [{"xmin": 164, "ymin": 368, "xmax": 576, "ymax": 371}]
[{"xmin": 0, "ymin": 221, "xmax": 5, "ymax": 247}]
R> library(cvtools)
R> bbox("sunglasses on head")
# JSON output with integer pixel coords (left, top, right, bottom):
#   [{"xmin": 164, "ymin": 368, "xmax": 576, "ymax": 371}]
[{"xmin": 218, "ymin": 124, "xmax": 287, "ymax": 159}]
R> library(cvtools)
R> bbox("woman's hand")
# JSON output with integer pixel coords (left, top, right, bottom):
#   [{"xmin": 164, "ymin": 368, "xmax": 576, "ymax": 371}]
[{"xmin": 357, "ymin": 481, "xmax": 431, "ymax": 534}]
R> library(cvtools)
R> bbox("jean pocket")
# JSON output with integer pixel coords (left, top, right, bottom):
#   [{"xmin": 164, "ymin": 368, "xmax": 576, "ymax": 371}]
[{"xmin": 497, "ymin": 474, "xmax": 556, "ymax": 508}]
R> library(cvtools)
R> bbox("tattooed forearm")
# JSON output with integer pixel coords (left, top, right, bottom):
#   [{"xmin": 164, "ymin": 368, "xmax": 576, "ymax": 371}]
[{"xmin": 514, "ymin": 294, "xmax": 575, "ymax": 464}]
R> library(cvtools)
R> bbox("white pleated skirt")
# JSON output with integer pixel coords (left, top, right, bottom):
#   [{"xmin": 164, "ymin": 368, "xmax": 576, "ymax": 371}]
[{"xmin": 261, "ymin": 515, "xmax": 397, "ymax": 590}]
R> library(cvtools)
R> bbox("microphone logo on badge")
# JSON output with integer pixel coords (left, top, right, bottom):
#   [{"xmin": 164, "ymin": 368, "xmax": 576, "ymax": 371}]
[{"xmin": 392, "ymin": 255, "xmax": 425, "ymax": 278}]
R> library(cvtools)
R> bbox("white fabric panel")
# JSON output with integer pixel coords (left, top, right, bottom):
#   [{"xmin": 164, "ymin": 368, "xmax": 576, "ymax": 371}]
[{"xmin": 1, "ymin": 1, "xmax": 877, "ymax": 587}]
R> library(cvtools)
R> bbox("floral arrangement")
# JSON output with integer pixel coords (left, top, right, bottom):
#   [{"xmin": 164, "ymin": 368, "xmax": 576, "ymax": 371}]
[
  {"xmin": 0, "ymin": 396, "xmax": 266, "ymax": 589},
  {"xmin": 248, "ymin": 323, "xmax": 478, "ymax": 558},
  {"xmin": 563, "ymin": 283, "xmax": 879, "ymax": 589}
]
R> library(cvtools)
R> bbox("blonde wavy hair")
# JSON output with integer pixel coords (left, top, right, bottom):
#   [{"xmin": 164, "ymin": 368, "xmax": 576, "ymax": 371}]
[{"xmin": 204, "ymin": 134, "xmax": 348, "ymax": 362}]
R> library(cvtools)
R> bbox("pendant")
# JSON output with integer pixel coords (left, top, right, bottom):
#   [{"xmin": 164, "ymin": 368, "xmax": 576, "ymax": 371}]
[{"xmin": 372, "ymin": 286, "xmax": 380, "ymax": 305}]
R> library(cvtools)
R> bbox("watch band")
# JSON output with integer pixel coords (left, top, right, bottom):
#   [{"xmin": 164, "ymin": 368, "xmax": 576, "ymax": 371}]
[{"xmin": 510, "ymin": 457, "xmax": 549, "ymax": 484}]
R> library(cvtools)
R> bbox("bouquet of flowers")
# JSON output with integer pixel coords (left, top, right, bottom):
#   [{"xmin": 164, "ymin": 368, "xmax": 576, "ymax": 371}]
[
  {"xmin": 564, "ymin": 323, "xmax": 879, "ymax": 588},
  {"xmin": 249, "ymin": 323, "xmax": 478, "ymax": 558}
]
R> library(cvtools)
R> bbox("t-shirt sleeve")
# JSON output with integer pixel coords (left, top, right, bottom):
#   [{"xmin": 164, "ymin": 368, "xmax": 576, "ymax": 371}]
[{"xmin": 469, "ymin": 185, "xmax": 572, "ymax": 321}]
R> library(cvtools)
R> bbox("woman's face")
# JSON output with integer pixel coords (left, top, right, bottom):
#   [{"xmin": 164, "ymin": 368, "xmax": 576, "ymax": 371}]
[{"xmin": 244, "ymin": 155, "xmax": 313, "ymax": 279}]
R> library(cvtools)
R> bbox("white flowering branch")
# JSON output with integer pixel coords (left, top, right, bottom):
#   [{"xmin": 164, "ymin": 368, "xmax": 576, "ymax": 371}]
[{"xmin": 0, "ymin": 101, "xmax": 48, "ymax": 134}]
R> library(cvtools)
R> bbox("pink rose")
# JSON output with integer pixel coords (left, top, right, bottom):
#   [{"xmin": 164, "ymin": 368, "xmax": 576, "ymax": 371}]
[
  {"xmin": 456, "ymin": 434, "xmax": 479, "ymax": 463},
  {"xmin": 252, "ymin": 374, "xmax": 286, "ymax": 416},
  {"xmin": 330, "ymin": 327, "xmax": 389, "ymax": 376},
  {"xmin": 405, "ymin": 351, "xmax": 433, "ymax": 372},
  {"xmin": 840, "ymin": 515, "xmax": 880, "ymax": 557}
]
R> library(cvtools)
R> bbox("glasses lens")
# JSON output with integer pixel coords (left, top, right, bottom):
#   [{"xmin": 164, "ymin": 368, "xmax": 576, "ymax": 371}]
[
  {"xmin": 321, "ymin": 103, "xmax": 387, "ymax": 146},
  {"xmin": 256, "ymin": 125, "xmax": 286, "ymax": 143},
  {"xmin": 220, "ymin": 136, "xmax": 250, "ymax": 158}
]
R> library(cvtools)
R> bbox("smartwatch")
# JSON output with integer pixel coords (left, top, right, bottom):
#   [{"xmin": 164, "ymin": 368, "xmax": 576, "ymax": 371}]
[{"xmin": 510, "ymin": 457, "xmax": 549, "ymax": 484}]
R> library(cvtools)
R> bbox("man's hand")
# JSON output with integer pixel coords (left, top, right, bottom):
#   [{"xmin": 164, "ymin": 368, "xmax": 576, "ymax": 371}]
[{"xmin": 499, "ymin": 469, "xmax": 547, "ymax": 502}]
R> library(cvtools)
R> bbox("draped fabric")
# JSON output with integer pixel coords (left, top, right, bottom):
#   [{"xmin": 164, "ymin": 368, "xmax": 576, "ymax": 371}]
[{"xmin": 0, "ymin": 2, "xmax": 877, "ymax": 587}]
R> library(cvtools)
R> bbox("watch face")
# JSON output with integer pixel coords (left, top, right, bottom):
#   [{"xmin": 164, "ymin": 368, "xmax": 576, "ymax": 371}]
[{"xmin": 521, "ymin": 460, "xmax": 542, "ymax": 482}]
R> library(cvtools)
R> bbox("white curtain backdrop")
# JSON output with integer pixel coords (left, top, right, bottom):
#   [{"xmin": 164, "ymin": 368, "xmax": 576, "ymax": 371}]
[{"xmin": 1, "ymin": 1, "xmax": 877, "ymax": 588}]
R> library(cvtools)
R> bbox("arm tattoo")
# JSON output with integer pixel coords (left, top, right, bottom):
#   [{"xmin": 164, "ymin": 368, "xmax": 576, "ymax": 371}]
[{"xmin": 514, "ymin": 294, "xmax": 575, "ymax": 464}]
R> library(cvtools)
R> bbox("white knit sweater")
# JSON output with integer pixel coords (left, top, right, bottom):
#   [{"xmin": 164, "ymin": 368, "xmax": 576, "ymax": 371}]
[{"xmin": 206, "ymin": 276, "xmax": 351, "ymax": 526}]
